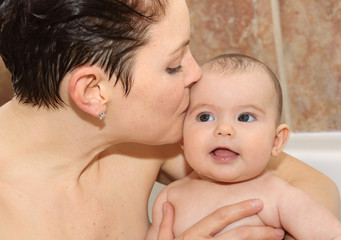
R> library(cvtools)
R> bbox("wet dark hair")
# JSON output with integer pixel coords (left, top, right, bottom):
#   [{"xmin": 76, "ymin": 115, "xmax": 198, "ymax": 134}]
[
  {"xmin": 0, "ymin": 0, "xmax": 167, "ymax": 108},
  {"xmin": 205, "ymin": 53, "xmax": 283, "ymax": 123}
]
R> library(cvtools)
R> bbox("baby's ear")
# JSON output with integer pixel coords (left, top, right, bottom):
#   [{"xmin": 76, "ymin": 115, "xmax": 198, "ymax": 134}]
[
  {"xmin": 68, "ymin": 66, "xmax": 109, "ymax": 119},
  {"xmin": 272, "ymin": 124, "xmax": 290, "ymax": 157}
]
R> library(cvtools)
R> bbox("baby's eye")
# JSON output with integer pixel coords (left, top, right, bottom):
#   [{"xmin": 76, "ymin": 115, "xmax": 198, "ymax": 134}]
[
  {"xmin": 198, "ymin": 113, "xmax": 215, "ymax": 122},
  {"xmin": 238, "ymin": 113, "xmax": 255, "ymax": 122}
]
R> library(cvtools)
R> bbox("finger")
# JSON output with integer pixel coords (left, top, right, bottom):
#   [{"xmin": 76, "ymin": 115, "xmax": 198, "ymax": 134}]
[
  {"xmin": 216, "ymin": 226, "xmax": 285, "ymax": 240},
  {"xmin": 157, "ymin": 202, "xmax": 175, "ymax": 240},
  {"xmin": 184, "ymin": 199, "xmax": 264, "ymax": 237}
]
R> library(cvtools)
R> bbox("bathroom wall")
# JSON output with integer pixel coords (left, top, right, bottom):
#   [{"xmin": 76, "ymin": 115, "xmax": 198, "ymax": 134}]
[
  {"xmin": 0, "ymin": 0, "xmax": 340, "ymax": 132},
  {"xmin": 187, "ymin": 0, "xmax": 340, "ymax": 132}
]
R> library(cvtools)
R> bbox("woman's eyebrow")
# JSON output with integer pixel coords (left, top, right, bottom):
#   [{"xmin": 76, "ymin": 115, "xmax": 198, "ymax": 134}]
[{"xmin": 169, "ymin": 39, "xmax": 190, "ymax": 56}]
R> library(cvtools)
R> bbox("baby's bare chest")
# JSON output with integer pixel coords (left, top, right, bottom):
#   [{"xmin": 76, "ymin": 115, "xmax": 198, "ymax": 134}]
[{"xmin": 167, "ymin": 177, "xmax": 282, "ymax": 237}]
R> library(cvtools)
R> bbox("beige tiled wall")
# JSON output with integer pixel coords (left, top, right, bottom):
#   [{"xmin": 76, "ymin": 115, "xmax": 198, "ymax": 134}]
[
  {"xmin": 187, "ymin": 0, "xmax": 340, "ymax": 132},
  {"xmin": 279, "ymin": 0, "xmax": 341, "ymax": 132},
  {"xmin": 0, "ymin": 0, "xmax": 340, "ymax": 131}
]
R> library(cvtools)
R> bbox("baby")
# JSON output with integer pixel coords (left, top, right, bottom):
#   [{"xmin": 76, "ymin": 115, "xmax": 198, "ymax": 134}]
[{"xmin": 148, "ymin": 54, "xmax": 341, "ymax": 239}]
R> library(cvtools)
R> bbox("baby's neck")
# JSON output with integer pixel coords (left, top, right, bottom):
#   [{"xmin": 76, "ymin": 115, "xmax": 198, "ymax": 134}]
[{"xmin": 189, "ymin": 169, "xmax": 269, "ymax": 185}]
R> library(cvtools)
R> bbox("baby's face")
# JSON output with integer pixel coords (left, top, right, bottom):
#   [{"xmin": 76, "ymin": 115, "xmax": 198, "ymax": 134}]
[{"xmin": 183, "ymin": 68, "xmax": 278, "ymax": 182}]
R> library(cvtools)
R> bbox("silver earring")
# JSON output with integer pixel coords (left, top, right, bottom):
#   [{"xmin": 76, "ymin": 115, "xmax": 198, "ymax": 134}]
[{"xmin": 98, "ymin": 112, "xmax": 107, "ymax": 120}]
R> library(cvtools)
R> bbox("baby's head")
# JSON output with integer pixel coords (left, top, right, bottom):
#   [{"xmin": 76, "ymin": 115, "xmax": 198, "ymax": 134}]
[
  {"xmin": 183, "ymin": 54, "xmax": 289, "ymax": 182},
  {"xmin": 202, "ymin": 54, "xmax": 283, "ymax": 124}
]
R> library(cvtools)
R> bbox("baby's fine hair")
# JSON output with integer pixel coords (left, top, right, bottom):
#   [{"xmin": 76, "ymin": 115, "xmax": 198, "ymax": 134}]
[
  {"xmin": 0, "ymin": 0, "xmax": 167, "ymax": 108},
  {"xmin": 205, "ymin": 53, "xmax": 283, "ymax": 123}
]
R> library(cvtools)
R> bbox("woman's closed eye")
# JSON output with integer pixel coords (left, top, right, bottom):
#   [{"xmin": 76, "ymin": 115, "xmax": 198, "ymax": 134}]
[
  {"xmin": 197, "ymin": 112, "xmax": 215, "ymax": 122},
  {"xmin": 238, "ymin": 113, "xmax": 255, "ymax": 122},
  {"xmin": 166, "ymin": 65, "xmax": 183, "ymax": 74}
]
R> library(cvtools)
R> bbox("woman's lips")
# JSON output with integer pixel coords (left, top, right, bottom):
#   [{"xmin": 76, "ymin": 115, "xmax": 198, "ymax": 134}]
[
  {"xmin": 181, "ymin": 94, "xmax": 190, "ymax": 114},
  {"xmin": 181, "ymin": 105, "xmax": 189, "ymax": 114},
  {"xmin": 210, "ymin": 147, "xmax": 239, "ymax": 163}
]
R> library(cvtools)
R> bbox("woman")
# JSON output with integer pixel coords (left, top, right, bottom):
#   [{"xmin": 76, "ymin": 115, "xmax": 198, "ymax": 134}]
[{"xmin": 0, "ymin": 0, "xmax": 338, "ymax": 239}]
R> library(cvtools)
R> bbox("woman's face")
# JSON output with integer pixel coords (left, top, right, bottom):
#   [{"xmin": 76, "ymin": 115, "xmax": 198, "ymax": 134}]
[{"xmin": 109, "ymin": 0, "xmax": 201, "ymax": 145}]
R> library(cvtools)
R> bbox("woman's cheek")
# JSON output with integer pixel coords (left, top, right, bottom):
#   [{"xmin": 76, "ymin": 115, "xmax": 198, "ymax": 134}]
[{"xmin": 164, "ymin": 87, "xmax": 185, "ymax": 113}]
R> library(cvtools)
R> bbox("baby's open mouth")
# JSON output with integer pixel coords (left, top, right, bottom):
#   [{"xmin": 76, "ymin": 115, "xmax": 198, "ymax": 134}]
[
  {"xmin": 210, "ymin": 147, "xmax": 239, "ymax": 163},
  {"xmin": 211, "ymin": 148, "xmax": 238, "ymax": 157}
]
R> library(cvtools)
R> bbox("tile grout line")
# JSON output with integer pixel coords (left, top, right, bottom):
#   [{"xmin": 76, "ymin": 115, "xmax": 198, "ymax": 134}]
[{"xmin": 271, "ymin": 0, "xmax": 292, "ymax": 128}]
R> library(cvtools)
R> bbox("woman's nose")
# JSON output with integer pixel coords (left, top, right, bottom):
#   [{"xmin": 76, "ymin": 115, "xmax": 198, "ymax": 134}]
[
  {"xmin": 214, "ymin": 123, "xmax": 235, "ymax": 137},
  {"xmin": 184, "ymin": 53, "xmax": 201, "ymax": 88}
]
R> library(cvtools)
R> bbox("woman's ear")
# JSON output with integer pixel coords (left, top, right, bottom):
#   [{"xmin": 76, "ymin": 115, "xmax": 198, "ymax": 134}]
[
  {"xmin": 68, "ymin": 66, "xmax": 109, "ymax": 119},
  {"xmin": 272, "ymin": 124, "xmax": 290, "ymax": 157}
]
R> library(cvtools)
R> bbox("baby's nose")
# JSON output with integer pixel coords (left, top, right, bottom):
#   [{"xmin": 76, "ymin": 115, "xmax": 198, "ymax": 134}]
[{"xmin": 214, "ymin": 123, "xmax": 235, "ymax": 137}]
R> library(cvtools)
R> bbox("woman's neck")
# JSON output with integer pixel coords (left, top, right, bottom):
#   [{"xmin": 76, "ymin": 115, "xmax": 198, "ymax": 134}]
[{"xmin": 0, "ymin": 100, "xmax": 115, "ymax": 183}]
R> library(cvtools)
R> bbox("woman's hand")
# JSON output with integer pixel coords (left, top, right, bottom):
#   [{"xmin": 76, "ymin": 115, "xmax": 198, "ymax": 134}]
[{"xmin": 157, "ymin": 200, "xmax": 285, "ymax": 240}]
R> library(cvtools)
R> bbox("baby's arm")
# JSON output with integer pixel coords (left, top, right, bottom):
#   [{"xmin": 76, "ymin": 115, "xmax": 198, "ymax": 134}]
[{"xmin": 277, "ymin": 182, "xmax": 341, "ymax": 239}]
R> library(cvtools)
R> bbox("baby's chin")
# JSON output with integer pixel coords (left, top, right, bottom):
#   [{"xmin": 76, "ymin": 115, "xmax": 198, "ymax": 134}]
[{"xmin": 197, "ymin": 172, "xmax": 256, "ymax": 184}]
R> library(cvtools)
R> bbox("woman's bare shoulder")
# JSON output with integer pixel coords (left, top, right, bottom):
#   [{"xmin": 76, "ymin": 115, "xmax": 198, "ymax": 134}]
[{"xmin": 267, "ymin": 152, "xmax": 340, "ymax": 217}]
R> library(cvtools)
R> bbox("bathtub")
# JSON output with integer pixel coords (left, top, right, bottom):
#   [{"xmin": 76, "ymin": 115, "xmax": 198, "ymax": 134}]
[
  {"xmin": 149, "ymin": 132, "xmax": 341, "ymax": 220},
  {"xmin": 284, "ymin": 131, "xmax": 341, "ymax": 220},
  {"xmin": 284, "ymin": 132, "xmax": 341, "ymax": 197}
]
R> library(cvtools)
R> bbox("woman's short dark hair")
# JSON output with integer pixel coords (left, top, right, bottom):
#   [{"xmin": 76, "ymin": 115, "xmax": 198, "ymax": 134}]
[{"xmin": 0, "ymin": 0, "xmax": 167, "ymax": 108}]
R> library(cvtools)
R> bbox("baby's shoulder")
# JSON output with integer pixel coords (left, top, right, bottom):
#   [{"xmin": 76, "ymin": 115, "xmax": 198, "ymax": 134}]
[
  {"xmin": 163, "ymin": 172, "xmax": 211, "ymax": 200},
  {"xmin": 164, "ymin": 172, "xmax": 196, "ymax": 192},
  {"xmin": 249, "ymin": 171, "xmax": 293, "ymax": 195}
]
